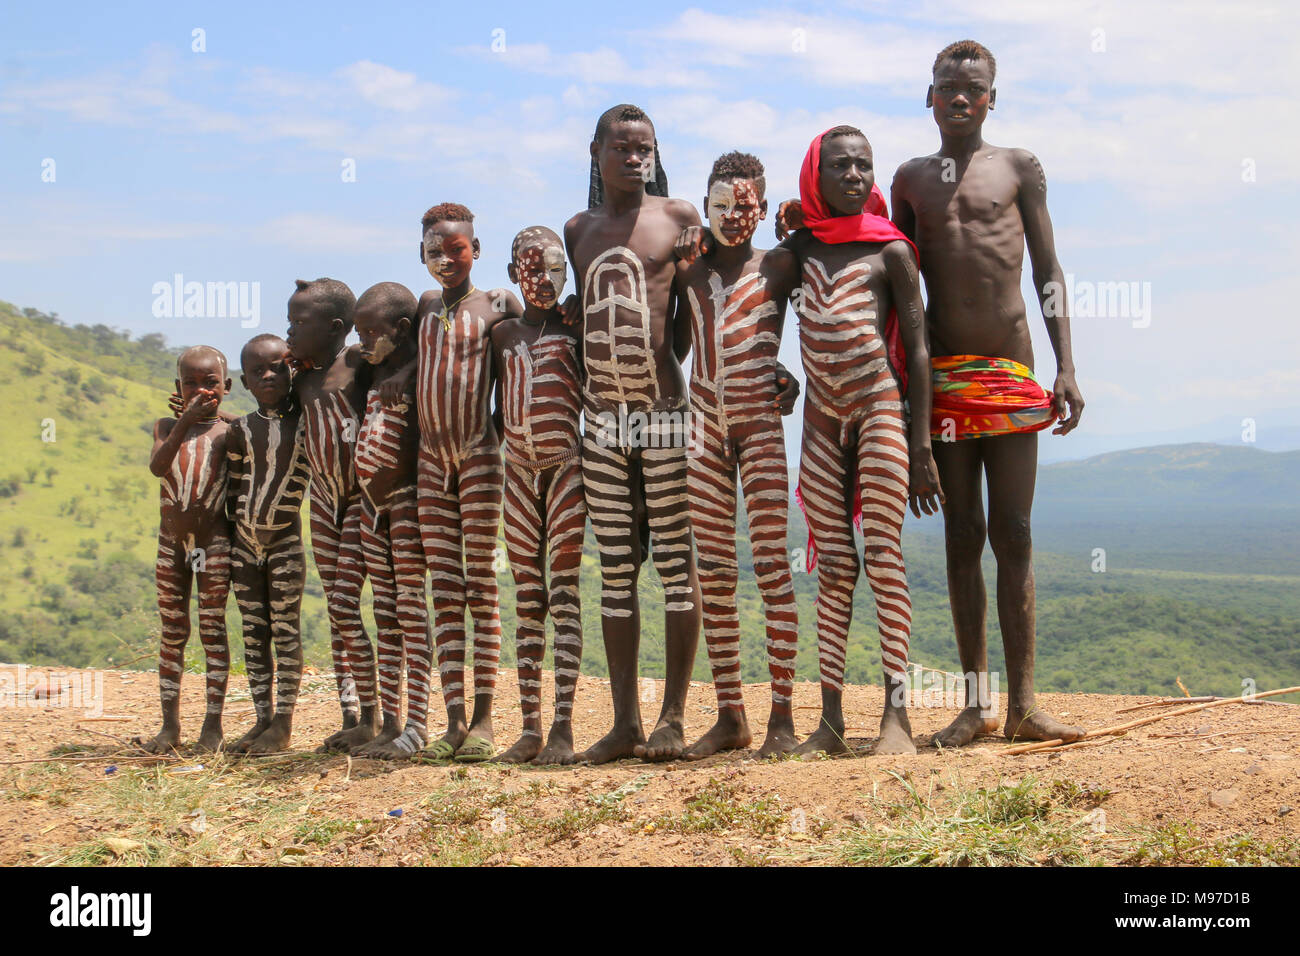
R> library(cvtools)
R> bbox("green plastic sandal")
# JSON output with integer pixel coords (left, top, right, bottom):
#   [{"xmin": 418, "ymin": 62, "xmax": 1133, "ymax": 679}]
[
  {"xmin": 418, "ymin": 738, "xmax": 457, "ymax": 762},
  {"xmin": 453, "ymin": 736, "xmax": 495, "ymax": 763}
]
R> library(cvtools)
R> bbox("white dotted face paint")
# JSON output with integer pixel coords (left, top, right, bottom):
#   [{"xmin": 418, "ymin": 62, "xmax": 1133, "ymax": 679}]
[
  {"xmin": 707, "ymin": 179, "xmax": 762, "ymax": 247},
  {"xmin": 515, "ymin": 240, "xmax": 567, "ymax": 309}
]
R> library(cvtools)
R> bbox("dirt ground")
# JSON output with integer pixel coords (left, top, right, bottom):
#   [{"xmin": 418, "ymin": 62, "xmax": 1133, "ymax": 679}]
[{"xmin": 1, "ymin": 664, "xmax": 1296, "ymax": 866}]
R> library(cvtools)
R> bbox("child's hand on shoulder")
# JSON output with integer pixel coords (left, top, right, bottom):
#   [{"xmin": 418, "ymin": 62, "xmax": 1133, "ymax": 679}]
[
  {"xmin": 674, "ymin": 226, "xmax": 712, "ymax": 264},
  {"xmin": 560, "ymin": 294, "xmax": 581, "ymax": 326},
  {"xmin": 379, "ymin": 365, "xmax": 414, "ymax": 408},
  {"xmin": 775, "ymin": 199, "xmax": 804, "ymax": 241}
]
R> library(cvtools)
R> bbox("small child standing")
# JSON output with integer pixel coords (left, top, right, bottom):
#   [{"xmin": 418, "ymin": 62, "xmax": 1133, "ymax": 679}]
[
  {"xmin": 226, "ymin": 334, "xmax": 311, "ymax": 755},
  {"xmin": 139, "ymin": 346, "xmax": 234, "ymax": 754},
  {"xmin": 350, "ymin": 282, "xmax": 432, "ymax": 759},
  {"xmin": 489, "ymin": 226, "xmax": 586, "ymax": 764}
]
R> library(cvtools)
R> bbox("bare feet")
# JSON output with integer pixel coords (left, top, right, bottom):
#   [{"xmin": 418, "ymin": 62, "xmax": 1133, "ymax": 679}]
[
  {"xmin": 354, "ymin": 716, "xmax": 402, "ymax": 758},
  {"xmin": 755, "ymin": 730, "xmax": 799, "ymax": 758},
  {"xmin": 319, "ymin": 707, "xmax": 380, "ymax": 753},
  {"xmin": 933, "ymin": 706, "xmax": 1000, "ymax": 748},
  {"xmin": 228, "ymin": 720, "xmax": 271, "ymax": 755},
  {"xmin": 794, "ymin": 719, "xmax": 851, "ymax": 757},
  {"xmin": 635, "ymin": 718, "xmax": 686, "ymax": 762},
  {"xmin": 1004, "ymin": 705, "xmax": 1085, "ymax": 744},
  {"xmin": 358, "ymin": 724, "xmax": 427, "ymax": 760},
  {"xmin": 754, "ymin": 714, "xmax": 799, "ymax": 759},
  {"xmin": 194, "ymin": 716, "xmax": 224, "ymax": 753},
  {"xmin": 871, "ymin": 706, "xmax": 916, "ymax": 755},
  {"xmin": 247, "ymin": 714, "xmax": 293, "ymax": 755},
  {"xmin": 493, "ymin": 732, "xmax": 543, "ymax": 764},
  {"xmin": 684, "ymin": 709, "xmax": 752, "ymax": 760},
  {"xmin": 535, "ymin": 724, "xmax": 577, "ymax": 765},
  {"xmin": 134, "ymin": 724, "xmax": 181, "ymax": 755},
  {"xmin": 578, "ymin": 724, "xmax": 645, "ymax": 764}
]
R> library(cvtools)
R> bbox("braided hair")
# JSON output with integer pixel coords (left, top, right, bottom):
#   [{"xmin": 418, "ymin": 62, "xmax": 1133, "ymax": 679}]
[{"xmin": 588, "ymin": 104, "xmax": 669, "ymax": 209}]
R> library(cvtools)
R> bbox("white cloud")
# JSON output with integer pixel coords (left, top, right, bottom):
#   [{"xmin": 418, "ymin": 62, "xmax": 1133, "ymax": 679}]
[
  {"xmin": 254, "ymin": 213, "xmax": 408, "ymax": 252},
  {"xmin": 336, "ymin": 61, "xmax": 454, "ymax": 112}
]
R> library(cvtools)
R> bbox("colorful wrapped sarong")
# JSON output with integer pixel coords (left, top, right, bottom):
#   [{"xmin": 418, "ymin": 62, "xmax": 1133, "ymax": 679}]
[{"xmin": 930, "ymin": 355, "xmax": 1058, "ymax": 441}]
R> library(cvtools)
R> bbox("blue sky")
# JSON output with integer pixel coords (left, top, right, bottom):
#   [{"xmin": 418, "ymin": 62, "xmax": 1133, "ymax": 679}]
[{"xmin": 3, "ymin": 1, "xmax": 1298, "ymax": 460}]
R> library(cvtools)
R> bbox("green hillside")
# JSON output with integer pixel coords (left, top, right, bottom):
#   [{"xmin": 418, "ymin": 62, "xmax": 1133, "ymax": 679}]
[{"xmin": 1, "ymin": 301, "xmax": 1296, "ymax": 701}]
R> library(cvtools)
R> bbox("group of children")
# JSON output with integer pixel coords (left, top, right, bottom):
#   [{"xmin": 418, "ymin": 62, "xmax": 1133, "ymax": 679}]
[{"xmin": 140, "ymin": 40, "xmax": 1086, "ymax": 764}]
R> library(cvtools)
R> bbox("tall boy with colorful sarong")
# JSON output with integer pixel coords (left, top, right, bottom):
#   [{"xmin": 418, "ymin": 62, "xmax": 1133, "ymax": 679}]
[{"xmin": 889, "ymin": 40, "xmax": 1086, "ymax": 746}]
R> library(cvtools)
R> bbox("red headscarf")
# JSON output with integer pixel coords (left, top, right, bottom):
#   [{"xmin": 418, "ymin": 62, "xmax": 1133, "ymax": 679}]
[{"xmin": 798, "ymin": 128, "xmax": 917, "ymax": 391}]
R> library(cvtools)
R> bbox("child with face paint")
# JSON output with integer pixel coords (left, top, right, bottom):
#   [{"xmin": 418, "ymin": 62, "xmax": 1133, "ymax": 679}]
[
  {"xmin": 487, "ymin": 226, "xmax": 586, "ymax": 765},
  {"xmin": 781, "ymin": 126, "xmax": 943, "ymax": 757},
  {"xmin": 348, "ymin": 282, "xmax": 433, "ymax": 760},
  {"xmin": 674, "ymin": 152, "xmax": 802, "ymax": 760},
  {"xmin": 285, "ymin": 278, "xmax": 383, "ymax": 752},
  {"xmin": 402, "ymin": 202, "xmax": 523, "ymax": 763},
  {"xmin": 137, "ymin": 346, "xmax": 234, "ymax": 754},
  {"xmin": 225, "ymin": 334, "xmax": 311, "ymax": 755}
]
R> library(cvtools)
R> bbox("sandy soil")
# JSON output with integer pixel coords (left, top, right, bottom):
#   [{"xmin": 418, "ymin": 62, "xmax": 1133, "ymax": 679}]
[{"xmin": 1, "ymin": 664, "xmax": 1296, "ymax": 865}]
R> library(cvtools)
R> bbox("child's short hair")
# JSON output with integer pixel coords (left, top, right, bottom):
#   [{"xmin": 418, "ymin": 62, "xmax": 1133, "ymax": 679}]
[
  {"xmin": 356, "ymin": 282, "xmax": 418, "ymax": 325},
  {"xmin": 594, "ymin": 103, "xmax": 653, "ymax": 144},
  {"xmin": 291, "ymin": 278, "xmax": 357, "ymax": 334},
  {"xmin": 707, "ymin": 151, "xmax": 766, "ymax": 191},
  {"xmin": 177, "ymin": 344, "xmax": 228, "ymax": 378},
  {"xmin": 932, "ymin": 40, "xmax": 996, "ymax": 80},
  {"xmin": 240, "ymin": 332, "xmax": 286, "ymax": 369},
  {"xmin": 421, "ymin": 202, "xmax": 474, "ymax": 231},
  {"xmin": 823, "ymin": 124, "xmax": 866, "ymax": 143},
  {"xmin": 510, "ymin": 225, "xmax": 562, "ymax": 261}
]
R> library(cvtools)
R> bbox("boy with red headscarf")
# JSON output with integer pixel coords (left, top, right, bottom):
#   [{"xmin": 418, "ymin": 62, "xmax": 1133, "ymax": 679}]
[{"xmin": 784, "ymin": 126, "xmax": 942, "ymax": 756}]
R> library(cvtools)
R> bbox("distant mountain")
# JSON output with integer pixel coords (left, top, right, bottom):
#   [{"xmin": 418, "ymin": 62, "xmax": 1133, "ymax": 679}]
[{"xmin": 1038, "ymin": 443, "xmax": 1300, "ymax": 505}]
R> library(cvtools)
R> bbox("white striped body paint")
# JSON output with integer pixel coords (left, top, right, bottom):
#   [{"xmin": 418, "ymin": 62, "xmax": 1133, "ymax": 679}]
[
  {"xmin": 582, "ymin": 247, "xmax": 661, "ymax": 411},
  {"xmin": 685, "ymin": 268, "xmax": 798, "ymax": 717},
  {"xmin": 417, "ymin": 303, "xmax": 503, "ymax": 715},
  {"xmin": 580, "ymin": 245, "xmax": 697, "ymax": 626},
  {"xmin": 798, "ymin": 256, "xmax": 912, "ymax": 686},
  {"xmin": 155, "ymin": 423, "xmax": 232, "ymax": 718},
  {"xmin": 500, "ymin": 330, "xmax": 585, "ymax": 735},
  {"xmin": 356, "ymin": 390, "xmax": 431, "ymax": 751},
  {"xmin": 227, "ymin": 412, "xmax": 311, "ymax": 721},
  {"xmin": 301, "ymin": 386, "xmax": 378, "ymax": 718}
]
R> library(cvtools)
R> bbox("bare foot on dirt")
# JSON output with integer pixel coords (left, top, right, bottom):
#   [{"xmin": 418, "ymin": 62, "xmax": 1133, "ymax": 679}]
[
  {"xmin": 194, "ymin": 717, "xmax": 224, "ymax": 753},
  {"xmin": 134, "ymin": 724, "xmax": 181, "ymax": 755},
  {"xmin": 794, "ymin": 720, "xmax": 851, "ymax": 757},
  {"xmin": 635, "ymin": 719, "xmax": 686, "ymax": 762},
  {"xmin": 932, "ymin": 707, "xmax": 1000, "ymax": 748},
  {"xmin": 578, "ymin": 724, "xmax": 645, "ymax": 764},
  {"xmin": 754, "ymin": 718, "xmax": 799, "ymax": 759},
  {"xmin": 247, "ymin": 715, "xmax": 293, "ymax": 755},
  {"xmin": 319, "ymin": 708, "xmax": 380, "ymax": 753},
  {"xmin": 358, "ymin": 725, "xmax": 426, "ymax": 760},
  {"xmin": 871, "ymin": 707, "xmax": 916, "ymax": 755},
  {"xmin": 493, "ymin": 732, "xmax": 543, "ymax": 764},
  {"xmin": 684, "ymin": 709, "xmax": 752, "ymax": 760},
  {"xmin": 535, "ymin": 724, "xmax": 577, "ymax": 765},
  {"xmin": 228, "ymin": 721, "xmax": 271, "ymax": 755},
  {"xmin": 1004, "ymin": 706, "xmax": 1085, "ymax": 744}
]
